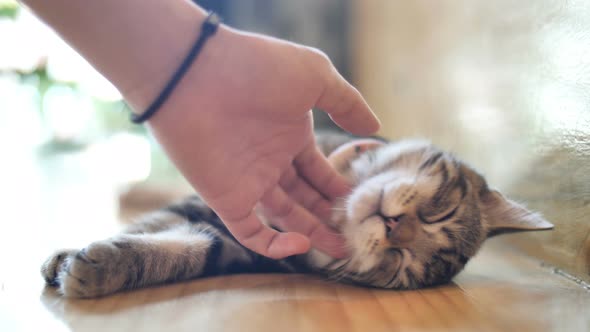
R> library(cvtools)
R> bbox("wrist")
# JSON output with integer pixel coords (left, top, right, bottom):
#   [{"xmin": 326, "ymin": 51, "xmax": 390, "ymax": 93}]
[
  {"xmin": 122, "ymin": 6, "xmax": 222, "ymax": 114},
  {"xmin": 21, "ymin": 0, "xmax": 220, "ymax": 116},
  {"xmin": 129, "ymin": 11, "xmax": 223, "ymax": 124},
  {"xmin": 137, "ymin": 24, "xmax": 237, "ymax": 126}
]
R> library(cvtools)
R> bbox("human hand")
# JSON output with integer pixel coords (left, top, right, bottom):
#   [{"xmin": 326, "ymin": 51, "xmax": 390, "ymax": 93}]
[
  {"xmin": 20, "ymin": 0, "xmax": 379, "ymax": 258},
  {"xmin": 128, "ymin": 25, "xmax": 380, "ymax": 259}
]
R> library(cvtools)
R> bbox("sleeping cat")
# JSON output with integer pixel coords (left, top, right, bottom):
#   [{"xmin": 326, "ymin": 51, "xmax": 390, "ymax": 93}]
[{"xmin": 41, "ymin": 133, "xmax": 553, "ymax": 298}]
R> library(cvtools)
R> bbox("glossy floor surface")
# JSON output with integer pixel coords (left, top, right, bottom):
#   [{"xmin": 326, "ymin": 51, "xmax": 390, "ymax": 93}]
[
  {"xmin": 1, "ymin": 236, "xmax": 589, "ymax": 332},
  {"xmin": 1, "ymin": 148, "xmax": 588, "ymax": 332}
]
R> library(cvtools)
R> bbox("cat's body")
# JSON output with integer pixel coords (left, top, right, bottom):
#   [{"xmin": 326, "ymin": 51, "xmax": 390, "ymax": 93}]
[{"xmin": 42, "ymin": 133, "xmax": 553, "ymax": 298}]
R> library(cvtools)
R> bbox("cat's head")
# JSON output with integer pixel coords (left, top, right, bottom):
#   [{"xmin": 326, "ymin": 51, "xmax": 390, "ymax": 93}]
[{"xmin": 324, "ymin": 139, "xmax": 553, "ymax": 289}]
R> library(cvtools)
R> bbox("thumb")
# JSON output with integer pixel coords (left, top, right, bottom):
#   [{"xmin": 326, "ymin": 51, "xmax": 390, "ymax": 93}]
[{"xmin": 316, "ymin": 68, "xmax": 381, "ymax": 136}]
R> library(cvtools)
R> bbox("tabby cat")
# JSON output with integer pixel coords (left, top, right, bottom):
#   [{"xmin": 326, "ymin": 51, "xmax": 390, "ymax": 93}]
[{"xmin": 41, "ymin": 133, "xmax": 553, "ymax": 298}]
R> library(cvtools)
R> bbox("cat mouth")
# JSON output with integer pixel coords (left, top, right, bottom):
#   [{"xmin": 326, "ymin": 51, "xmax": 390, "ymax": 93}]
[{"xmin": 374, "ymin": 213, "xmax": 417, "ymax": 248}]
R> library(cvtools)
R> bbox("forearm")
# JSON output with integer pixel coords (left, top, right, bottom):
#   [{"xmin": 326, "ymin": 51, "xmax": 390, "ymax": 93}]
[{"xmin": 20, "ymin": 0, "xmax": 210, "ymax": 111}]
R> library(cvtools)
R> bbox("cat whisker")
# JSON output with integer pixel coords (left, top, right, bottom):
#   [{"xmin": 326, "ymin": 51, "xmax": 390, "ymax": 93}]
[{"xmin": 329, "ymin": 207, "xmax": 348, "ymax": 212}]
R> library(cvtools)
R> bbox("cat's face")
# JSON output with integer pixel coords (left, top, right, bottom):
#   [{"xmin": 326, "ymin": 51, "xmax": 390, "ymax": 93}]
[{"xmin": 320, "ymin": 139, "xmax": 553, "ymax": 289}]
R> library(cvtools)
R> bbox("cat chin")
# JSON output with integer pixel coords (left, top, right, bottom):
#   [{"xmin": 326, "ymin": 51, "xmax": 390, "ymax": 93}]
[
  {"xmin": 306, "ymin": 247, "xmax": 382, "ymax": 276},
  {"xmin": 342, "ymin": 217, "xmax": 386, "ymax": 273},
  {"xmin": 307, "ymin": 216, "xmax": 386, "ymax": 274}
]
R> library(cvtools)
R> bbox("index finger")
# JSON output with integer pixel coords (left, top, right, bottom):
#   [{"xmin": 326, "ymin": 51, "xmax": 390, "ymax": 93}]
[
  {"xmin": 293, "ymin": 143, "xmax": 350, "ymax": 200},
  {"xmin": 316, "ymin": 68, "xmax": 381, "ymax": 136},
  {"xmin": 221, "ymin": 209, "xmax": 311, "ymax": 259}
]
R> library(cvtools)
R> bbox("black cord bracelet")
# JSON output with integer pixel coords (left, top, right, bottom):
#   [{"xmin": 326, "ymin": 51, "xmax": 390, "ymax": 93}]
[{"xmin": 131, "ymin": 11, "xmax": 221, "ymax": 124}]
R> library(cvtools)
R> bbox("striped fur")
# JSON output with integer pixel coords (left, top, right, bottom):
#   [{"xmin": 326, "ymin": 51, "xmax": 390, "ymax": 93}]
[{"xmin": 41, "ymin": 132, "xmax": 552, "ymax": 298}]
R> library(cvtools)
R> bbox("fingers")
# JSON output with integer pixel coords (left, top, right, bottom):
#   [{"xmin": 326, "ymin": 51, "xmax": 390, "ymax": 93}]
[
  {"xmin": 293, "ymin": 143, "xmax": 351, "ymax": 200},
  {"xmin": 259, "ymin": 186, "xmax": 348, "ymax": 258},
  {"xmin": 222, "ymin": 209, "xmax": 311, "ymax": 259},
  {"xmin": 279, "ymin": 166, "xmax": 333, "ymax": 220},
  {"xmin": 315, "ymin": 67, "xmax": 381, "ymax": 136}
]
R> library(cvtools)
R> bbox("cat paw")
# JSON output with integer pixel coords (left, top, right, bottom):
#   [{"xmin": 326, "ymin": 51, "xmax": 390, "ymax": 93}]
[
  {"xmin": 56, "ymin": 239, "xmax": 132, "ymax": 298},
  {"xmin": 41, "ymin": 249, "xmax": 77, "ymax": 286}
]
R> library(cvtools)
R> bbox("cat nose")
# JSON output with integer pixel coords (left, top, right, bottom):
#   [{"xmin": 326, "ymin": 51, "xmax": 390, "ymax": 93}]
[{"xmin": 385, "ymin": 216, "xmax": 417, "ymax": 246}]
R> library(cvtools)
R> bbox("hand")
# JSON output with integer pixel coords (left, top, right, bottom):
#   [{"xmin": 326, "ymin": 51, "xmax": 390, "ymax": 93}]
[
  {"xmin": 128, "ymin": 26, "xmax": 380, "ymax": 259},
  {"xmin": 21, "ymin": 1, "xmax": 379, "ymax": 258}
]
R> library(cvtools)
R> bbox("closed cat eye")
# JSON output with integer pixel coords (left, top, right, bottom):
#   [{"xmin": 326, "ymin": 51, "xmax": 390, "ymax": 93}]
[{"xmin": 423, "ymin": 206, "xmax": 459, "ymax": 224}]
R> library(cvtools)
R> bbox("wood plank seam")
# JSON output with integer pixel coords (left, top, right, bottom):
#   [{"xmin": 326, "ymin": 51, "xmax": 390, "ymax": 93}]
[{"xmin": 540, "ymin": 262, "xmax": 590, "ymax": 291}]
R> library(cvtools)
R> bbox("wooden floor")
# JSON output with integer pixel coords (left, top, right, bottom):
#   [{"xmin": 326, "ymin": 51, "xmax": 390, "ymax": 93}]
[
  {"xmin": 1, "ymin": 238, "xmax": 588, "ymax": 332},
  {"xmin": 1, "ymin": 149, "xmax": 587, "ymax": 332}
]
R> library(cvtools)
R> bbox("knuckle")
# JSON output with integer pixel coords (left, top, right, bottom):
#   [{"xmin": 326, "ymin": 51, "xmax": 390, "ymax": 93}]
[
  {"xmin": 273, "ymin": 198, "xmax": 295, "ymax": 219},
  {"xmin": 279, "ymin": 169, "xmax": 299, "ymax": 192},
  {"xmin": 308, "ymin": 196, "xmax": 326, "ymax": 215},
  {"xmin": 303, "ymin": 46, "xmax": 332, "ymax": 68},
  {"xmin": 318, "ymin": 171, "xmax": 336, "ymax": 190}
]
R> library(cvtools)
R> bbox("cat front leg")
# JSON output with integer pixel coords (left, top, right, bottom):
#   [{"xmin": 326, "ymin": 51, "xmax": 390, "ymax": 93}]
[{"xmin": 41, "ymin": 224, "xmax": 215, "ymax": 298}]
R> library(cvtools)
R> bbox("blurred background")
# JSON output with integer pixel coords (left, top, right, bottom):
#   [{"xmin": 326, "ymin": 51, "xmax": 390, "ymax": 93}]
[
  {"xmin": 0, "ymin": 0, "xmax": 588, "ymax": 293},
  {"xmin": 0, "ymin": 0, "xmax": 352, "ymax": 193}
]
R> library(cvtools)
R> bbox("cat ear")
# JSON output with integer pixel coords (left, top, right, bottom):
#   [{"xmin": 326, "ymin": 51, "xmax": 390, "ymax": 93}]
[
  {"xmin": 327, "ymin": 139, "xmax": 385, "ymax": 172},
  {"xmin": 480, "ymin": 189, "xmax": 554, "ymax": 237}
]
